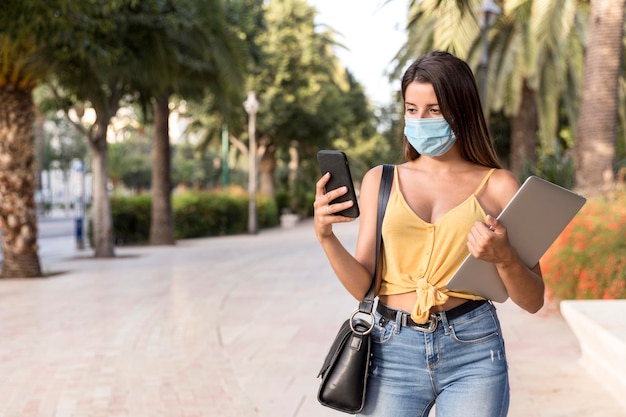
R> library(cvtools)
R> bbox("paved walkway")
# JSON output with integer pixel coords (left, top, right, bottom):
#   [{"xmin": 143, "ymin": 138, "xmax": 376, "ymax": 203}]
[{"xmin": 0, "ymin": 219, "xmax": 624, "ymax": 417}]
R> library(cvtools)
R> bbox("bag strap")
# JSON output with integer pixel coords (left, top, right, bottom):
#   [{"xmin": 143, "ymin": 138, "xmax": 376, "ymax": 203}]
[{"xmin": 358, "ymin": 164, "xmax": 394, "ymax": 314}]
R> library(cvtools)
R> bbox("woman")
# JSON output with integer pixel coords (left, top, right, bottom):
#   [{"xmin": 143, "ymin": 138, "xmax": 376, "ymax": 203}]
[{"xmin": 313, "ymin": 51, "xmax": 544, "ymax": 417}]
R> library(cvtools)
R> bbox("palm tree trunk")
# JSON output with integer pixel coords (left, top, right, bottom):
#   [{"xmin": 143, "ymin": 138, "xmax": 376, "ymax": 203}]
[
  {"xmin": 149, "ymin": 94, "xmax": 175, "ymax": 245},
  {"xmin": 0, "ymin": 85, "xmax": 42, "ymax": 277},
  {"xmin": 89, "ymin": 119, "xmax": 115, "ymax": 258},
  {"xmin": 510, "ymin": 81, "xmax": 538, "ymax": 177},
  {"xmin": 574, "ymin": 0, "xmax": 626, "ymax": 194}
]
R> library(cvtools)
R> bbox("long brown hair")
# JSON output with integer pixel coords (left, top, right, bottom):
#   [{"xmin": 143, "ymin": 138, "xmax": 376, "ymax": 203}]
[{"xmin": 401, "ymin": 51, "xmax": 501, "ymax": 168}]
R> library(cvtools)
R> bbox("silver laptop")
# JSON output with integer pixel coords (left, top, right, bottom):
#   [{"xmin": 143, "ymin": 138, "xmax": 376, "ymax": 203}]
[{"xmin": 446, "ymin": 176, "xmax": 586, "ymax": 302}]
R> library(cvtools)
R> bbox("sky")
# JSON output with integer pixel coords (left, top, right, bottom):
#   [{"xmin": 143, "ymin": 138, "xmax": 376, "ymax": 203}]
[{"xmin": 308, "ymin": 0, "xmax": 408, "ymax": 106}]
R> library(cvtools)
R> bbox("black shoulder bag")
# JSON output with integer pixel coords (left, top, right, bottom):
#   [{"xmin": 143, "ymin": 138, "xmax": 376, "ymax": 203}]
[{"xmin": 317, "ymin": 164, "xmax": 394, "ymax": 414}]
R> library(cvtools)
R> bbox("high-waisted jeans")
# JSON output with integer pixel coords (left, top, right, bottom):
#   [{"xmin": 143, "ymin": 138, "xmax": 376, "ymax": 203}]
[{"xmin": 358, "ymin": 301, "xmax": 509, "ymax": 417}]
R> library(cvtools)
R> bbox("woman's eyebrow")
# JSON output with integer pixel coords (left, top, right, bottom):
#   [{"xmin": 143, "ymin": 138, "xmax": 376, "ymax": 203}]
[{"xmin": 404, "ymin": 101, "xmax": 439, "ymax": 107}]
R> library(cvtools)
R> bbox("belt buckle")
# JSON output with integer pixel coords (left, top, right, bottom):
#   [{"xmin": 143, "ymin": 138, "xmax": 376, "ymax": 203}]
[{"xmin": 409, "ymin": 314, "xmax": 439, "ymax": 333}]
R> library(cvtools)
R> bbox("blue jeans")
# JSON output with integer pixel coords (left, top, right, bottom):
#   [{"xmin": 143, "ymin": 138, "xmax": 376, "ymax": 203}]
[{"xmin": 359, "ymin": 301, "xmax": 509, "ymax": 417}]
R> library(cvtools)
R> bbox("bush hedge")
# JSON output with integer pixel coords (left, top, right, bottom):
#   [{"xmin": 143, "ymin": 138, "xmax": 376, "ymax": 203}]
[
  {"xmin": 541, "ymin": 189, "xmax": 626, "ymax": 301},
  {"xmin": 110, "ymin": 194, "xmax": 152, "ymax": 244},
  {"xmin": 108, "ymin": 189, "xmax": 279, "ymax": 244}
]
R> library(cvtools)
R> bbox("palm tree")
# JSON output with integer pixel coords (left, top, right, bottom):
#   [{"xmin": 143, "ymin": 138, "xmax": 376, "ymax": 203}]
[
  {"xmin": 0, "ymin": 1, "xmax": 74, "ymax": 277},
  {"xmin": 145, "ymin": 0, "xmax": 244, "ymax": 245},
  {"xmin": 489, "ymin": 0, "xmax": 585, "ymax": 175},
  {"xmin": 395, "ymin": 0, "xmax": 585, "ymax": 178},
  {"xmin": 150, "ymin": 95, "xmax": 175, "ymax": 245},
  {"xmin": 0, "ymin": 40, "xmax": 42, "ymax": 277},
  {"xmin": 574, "ymin": 0, "xmax": 626, "ymax": 194}
]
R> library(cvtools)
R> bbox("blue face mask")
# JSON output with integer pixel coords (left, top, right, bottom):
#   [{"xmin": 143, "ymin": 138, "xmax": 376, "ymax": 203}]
[{"xmin": 404, "ymin": 117, "xmax": 456, "ymax": 157}]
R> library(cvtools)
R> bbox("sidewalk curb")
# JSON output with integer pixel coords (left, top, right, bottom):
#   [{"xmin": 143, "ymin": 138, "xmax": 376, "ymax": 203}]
[{"xmin": 561, "ymin": 299, "xmax": 626, "ymax": 409}]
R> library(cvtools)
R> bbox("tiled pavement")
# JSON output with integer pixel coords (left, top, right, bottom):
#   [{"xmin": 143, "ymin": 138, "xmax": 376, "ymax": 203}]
[{"xmin": 0, "ymin": 219, "xmax": 624, "ymax": 417}]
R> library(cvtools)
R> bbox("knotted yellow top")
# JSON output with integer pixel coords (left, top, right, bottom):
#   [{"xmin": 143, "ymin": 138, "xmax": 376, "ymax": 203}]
[{"xmin": 379, "ymin": 167, "xmax": 494, "ymax": 323}]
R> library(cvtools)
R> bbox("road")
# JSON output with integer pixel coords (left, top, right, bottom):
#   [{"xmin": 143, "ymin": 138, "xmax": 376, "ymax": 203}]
[
  {"xmin": 38, "ymin": 216, "xmax": 77, "ymax": 239},
  {"xmin": 0, "ymin": 215, "xmax": 80, "ymax": 264}
]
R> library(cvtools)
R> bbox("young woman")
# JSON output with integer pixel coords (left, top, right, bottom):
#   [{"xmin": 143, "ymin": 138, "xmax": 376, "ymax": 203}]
[{"xmin": 313, "ymin": 51, "xmax": 544, "ymax": 417}]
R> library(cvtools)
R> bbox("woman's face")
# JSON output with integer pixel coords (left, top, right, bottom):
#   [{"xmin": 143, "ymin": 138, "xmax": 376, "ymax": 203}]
[{"xmin": 404, "ymin": 81, "xmax": 442, "ymax": 120}]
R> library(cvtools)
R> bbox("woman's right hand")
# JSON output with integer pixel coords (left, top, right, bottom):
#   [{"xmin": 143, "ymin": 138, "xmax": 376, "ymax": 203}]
[{"xmin": 313, "ymin": 172, "xmax": 356, "ymax": 241}]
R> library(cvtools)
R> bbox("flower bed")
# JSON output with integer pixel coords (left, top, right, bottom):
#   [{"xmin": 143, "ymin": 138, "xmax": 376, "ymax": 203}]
[{"xmin": 541, "ymin": 188, "xmax": 626, "ymax": 302}]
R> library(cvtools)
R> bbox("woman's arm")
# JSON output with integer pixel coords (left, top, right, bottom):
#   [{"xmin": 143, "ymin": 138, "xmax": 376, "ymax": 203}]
[
  {"xmin": 313, "ymin": 166, "xmax": 383, "ymax": 301},
  {"xmin": 467, "ymin": 170, "xmax": 545, "ymax": 313}
]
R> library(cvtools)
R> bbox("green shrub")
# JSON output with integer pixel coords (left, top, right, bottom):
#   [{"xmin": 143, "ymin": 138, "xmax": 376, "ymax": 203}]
[
  {"xmin": 110, "ymin": 194, "xmax": 152, "ymax": 244},
  {"xmin": 256, "ymin": 194, "xmax": 279, "ymax": 229},
  {"xmin": 109, "ymin": 190, "xmax": 279, "ymax": 244},
  {"xmin": 275, "ymin": 188, "xmax": 314, "ymax": 217},
  {"xmin": 541, "ymin": 189, "xmax": 626, "ymax": 301},
  {"xmin": 173, "ymin": 191, "xmax": 247, "ymax": 237},
  {"xmin": 275, "ymin": 190, "xmax": 290, "ymax": 214}
]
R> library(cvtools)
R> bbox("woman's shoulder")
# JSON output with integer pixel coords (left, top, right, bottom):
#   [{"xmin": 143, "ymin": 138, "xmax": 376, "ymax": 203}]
[
  {"xmin": 485, "ymin": 168, "xmax": 522, "ymax": 212},
  {"xmin": 489, "ymin": 168, "xmax": 521, "ymax": 191},
  {"xmin": 360, "ymin": 164, "xmax": 398, "ymax": 197},
  {"xmin": 362, "ymin": 164, "xmax": 389, "ymax": 183}
]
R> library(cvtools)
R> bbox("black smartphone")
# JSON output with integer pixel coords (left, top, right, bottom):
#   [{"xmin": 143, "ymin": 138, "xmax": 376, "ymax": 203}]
[{"xmin": 317, "ymin": 150, "xmax": 360, "ymax": 218}]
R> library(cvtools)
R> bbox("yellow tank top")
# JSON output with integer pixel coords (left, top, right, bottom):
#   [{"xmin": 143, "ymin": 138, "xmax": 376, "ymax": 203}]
[{"xmin": 379, "ymin": 167, "xmax": 495, "ymax": 323}]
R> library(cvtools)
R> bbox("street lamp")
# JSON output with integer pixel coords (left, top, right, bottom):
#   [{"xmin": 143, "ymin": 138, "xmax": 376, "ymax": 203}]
[
  {"xmin": 244, "ymin": 91, "xmax": 259, "ymax": 235},
  {"xmin": 479, "ymin": 0, "xmax": 502, "ymax": 112},
  {"xmin": 221, "ymin": 123, "xmax": 229, "ymax": 188}
]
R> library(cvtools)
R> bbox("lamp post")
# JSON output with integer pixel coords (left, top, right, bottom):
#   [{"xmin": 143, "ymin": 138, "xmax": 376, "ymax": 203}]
[
  {"xmin": 479, "ymin": 0, "xmax": 502, "ymax": 112},
  {"xmin": 221, "ymin": 123, "xmax": 229, "ymax": 188},
  {"xmin": 244, "ymin": 91, "xmax": 259, "ymax": 235}
]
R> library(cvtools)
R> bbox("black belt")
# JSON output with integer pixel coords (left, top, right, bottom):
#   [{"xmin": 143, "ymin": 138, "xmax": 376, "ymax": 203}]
[{"xmin": 377, "ymin": 299, "xmax": 487, "ymax": 329}]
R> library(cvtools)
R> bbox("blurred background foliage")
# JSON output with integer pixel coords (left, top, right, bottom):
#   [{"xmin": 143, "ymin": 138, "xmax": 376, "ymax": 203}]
[{"xmin": 2, "ymin": 0, "xmax": 625, "ymax": 244}]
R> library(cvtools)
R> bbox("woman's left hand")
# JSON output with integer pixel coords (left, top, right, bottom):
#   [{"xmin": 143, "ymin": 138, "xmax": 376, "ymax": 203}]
[{"xmin": 466, "ymin": 214, "xmax": 516, "ymax": 266}]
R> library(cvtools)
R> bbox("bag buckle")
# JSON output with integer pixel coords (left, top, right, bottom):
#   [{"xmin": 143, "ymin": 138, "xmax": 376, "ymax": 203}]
[{"xmin": 349, "ymin": 309, "xmax": 375, "ymax": 335}]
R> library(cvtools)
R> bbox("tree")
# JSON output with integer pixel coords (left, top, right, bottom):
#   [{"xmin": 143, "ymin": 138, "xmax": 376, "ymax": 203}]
[
  {"xmin": 143, "ymin": 0, "xmax": 245, "ymax": 245},
  {"xmin": 184, "ymin": 0, "xmax": 373, "ymax": 205},
  {"xmin": 150, "ymin": 95, "xmax": 174, "ymax": 244},
  {"xmin": 48, "ymin": 0, "xmax": 241, "ymax": 254},
  {"xmin": 0, "ymin": 79, "xmax": 42, "ymax": 277},
  {"xmin": 490, "ymin": 0, "xmax": 585, "ymax": 176},
  {"xmin": 574, "ymin": 0, "xmax": 626, "ymax": 194},
  {"xmin": 248, "ymin": 0, "xmax": 359, "ymax": 198},
  {"xmin": 0, "ymin": 1, "xmax": 75, "ymax": 277},
  {"xmin": 395, "ymin": 0, "xmax": 586, "ymax": 178},
  {"xmin": 48, "ymin": 1, "xmax": 145, "ymax": 257}
]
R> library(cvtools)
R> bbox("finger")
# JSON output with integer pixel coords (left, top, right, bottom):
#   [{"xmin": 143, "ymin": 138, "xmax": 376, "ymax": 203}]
[
  {"xmin": 466, "ymin": 240, "xmax": 477, "ymax": 257},
  {"xmin": 315, "ymin": 172, "xmax": 331, "ymax": 196},
  {"xmin": 486, "ymin": 214, "xmax": 498, "ymax": 232},
  {"xmin": 466, "ymin": 234, "xmax": 484, "ymax": 258},
  {"xmin": 323, "ymin": 186, "xmax": 349, "ymax": 204},
  {"xmin": 469, "ymin": 221, "xmax": 490, "ymax": 240},
  {"xmin": 467, "ymin": 223, "xmax": 492, "ymax": 254},
  {"xmin": 466, "ymin": 229, "xmax": 480, "ymax": 251},
  {"xmin": 327, "ymin": 199, "xmax": 354, "ymax": 216},
  {"xmin": 325, "ymin": 211, "xmax": 357, "ymax": 223}
]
